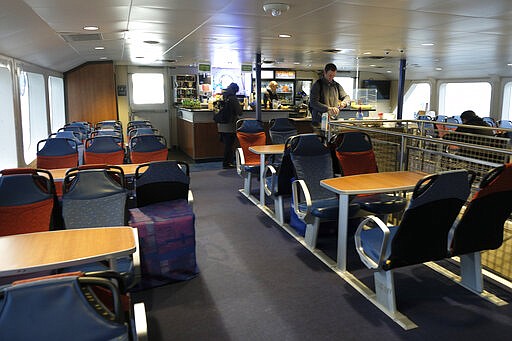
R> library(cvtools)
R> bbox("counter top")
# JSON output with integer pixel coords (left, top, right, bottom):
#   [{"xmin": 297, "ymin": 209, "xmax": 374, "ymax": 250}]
[{"xmin": 178, "ymin": 107, "xmax": 306, "ymax": 123}]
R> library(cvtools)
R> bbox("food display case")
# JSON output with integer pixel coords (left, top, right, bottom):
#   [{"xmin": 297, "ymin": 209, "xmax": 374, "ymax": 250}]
[
  {"xmin": 174, "ymin": 75, "xmax": 197, "ymax": 104},
  {"xmin": 261, "ymin": 80, "xmax": 294, "ymax": 106}
]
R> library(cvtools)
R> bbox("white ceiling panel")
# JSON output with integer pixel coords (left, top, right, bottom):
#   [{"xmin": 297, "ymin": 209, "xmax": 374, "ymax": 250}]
[{"xmin": 0, "ymin": 0, "xmax": 508, "ymax": 79}]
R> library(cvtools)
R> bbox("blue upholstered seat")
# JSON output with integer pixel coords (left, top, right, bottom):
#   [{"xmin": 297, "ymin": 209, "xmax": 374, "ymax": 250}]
[
  {"xmin": 289, "ymin": 134, "xmax": 359, "ymax": 246},
  {"xmin": 0, "ymin": 273, "xmax": 146, "ymax": 340},
  {"xmin": 354, "ymin": 169, "xmax": 473, "ymax": 315},
  {"xmin": 134, "ymin": 160, "xmax": 192, "ymax": 208}
]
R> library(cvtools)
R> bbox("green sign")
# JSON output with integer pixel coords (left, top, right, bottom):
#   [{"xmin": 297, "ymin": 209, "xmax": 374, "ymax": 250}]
[
  {"xmin": 241, "ymin": 64, "xmax": 253, "ymax": 72},
  {"xmin": 198, "ymin": 63, "xmax": 211, "ymax": 72}
]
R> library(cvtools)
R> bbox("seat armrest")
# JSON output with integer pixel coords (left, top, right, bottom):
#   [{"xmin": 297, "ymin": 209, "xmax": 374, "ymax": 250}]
[
  {"xmin": 354, "ymin": 215, "xmax": 391, "ymax": 269},
  {"xmin": 264, "ymin": 164, "xmax": 277, "ymax": 196},
  {"xmin": 133, "ymin": 302, "xmax": 148, "ymax": 341},
  {"xmin": 291, "ymin": 179, "xmax": 312, "ymax": 220},
  {"xmin": 188, "ymin": 190, "xmax": 194, "ymax": 209},
  {"xmin": 235, "ymin": 147, "xmax": 246, "ymax": 176},
  {"xmin": 131, "ymin": 228, "xmax": 141, "ymax": 284}
]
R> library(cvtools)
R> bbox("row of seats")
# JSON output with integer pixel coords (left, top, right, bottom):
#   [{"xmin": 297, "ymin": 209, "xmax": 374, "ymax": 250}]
[
  {"xmin": 235, "ymin": 118, "xmax": 408, "ymax": 243},
  {"xmin": 0, "ymin": 159, "xmax": 197, "ymax": 338},
  {"xmin": 36, "ymin": 119, "xmax": 169, "ymax": 170},
  {"xmin": 0, "ymin": 161, "xmax": 190, "ymax": 236},
  {"xmin": 355, "ymin": 164, "xmax": 512, "ymax": 314}
]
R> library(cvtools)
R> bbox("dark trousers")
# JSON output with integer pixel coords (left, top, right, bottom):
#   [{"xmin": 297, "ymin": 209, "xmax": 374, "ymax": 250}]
[{"xmin": 220, "ymin": 132, "xmax": 236, "ymax": 165}]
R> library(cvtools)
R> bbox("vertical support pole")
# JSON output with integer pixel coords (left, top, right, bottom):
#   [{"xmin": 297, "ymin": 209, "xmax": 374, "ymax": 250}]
[
  {"xmin": 396, "ymin": 58, "xmax": 406, "ymax": 120},
  {"xmin": 255, "ymin": 53, "xmax": 262, "ymax": 122}
]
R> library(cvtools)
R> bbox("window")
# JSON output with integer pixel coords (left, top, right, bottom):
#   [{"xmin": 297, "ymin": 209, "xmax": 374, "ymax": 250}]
[
  {"xmin": 439, "ymin": 82, "xmax": 491, "ymax": 117},
  {"xmin": 20, "ymin": 71, "xmax": 48, "ymax": 165},
  {"xmin": 0, "ymin": 62, "xmax": 17, "ymax": 169},
  {"xmin": 501, "ymin": 81, "xmax": 512, "ymax": 121},
  {"xmin": 131, "ymin": 73, "xmax": 165, "ymax": 105},
  {"xmin": 48, "ymin": 76, "xmax": 65, "ymax": 133},
  {"xmin": 334, "ymin": 77, "xmax": 354, "ymax": 99},
  {"xmin": 401, "ymin": 82, "xmax": 431, "ymax": 120}
]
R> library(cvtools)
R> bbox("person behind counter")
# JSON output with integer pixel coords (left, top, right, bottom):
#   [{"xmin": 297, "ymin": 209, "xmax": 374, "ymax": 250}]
[
  {"xmin": 309, "ymin": 63, "xmax": 351, "ymax": 133},
  {"xmin": 263, "ymin": 81, "xmax": 279, "ymax": 108},
  {"xmin": 217, "ymin": 82, "xmax": 243, "ymax": 169}
]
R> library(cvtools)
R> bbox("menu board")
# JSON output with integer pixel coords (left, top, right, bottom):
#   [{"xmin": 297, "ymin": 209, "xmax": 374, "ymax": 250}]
[{"xmin": 275, "ymin": 70, "xmax": 295, "ymax": 79}]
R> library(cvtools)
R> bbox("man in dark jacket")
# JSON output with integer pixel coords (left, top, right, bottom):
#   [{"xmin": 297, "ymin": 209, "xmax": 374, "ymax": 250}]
[
  {"xmin": 309, "ymin": 63, "xmax": 350, "ymax": 134},
  {"xmin": 216, "ymin": 82, "xmax": 242, "ymax": 169}
]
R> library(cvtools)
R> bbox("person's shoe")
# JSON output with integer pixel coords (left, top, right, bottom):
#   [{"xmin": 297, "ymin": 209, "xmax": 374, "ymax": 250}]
[{"xmin": 222, "ymin": 163, "xmax": 235, "ymax": 169}]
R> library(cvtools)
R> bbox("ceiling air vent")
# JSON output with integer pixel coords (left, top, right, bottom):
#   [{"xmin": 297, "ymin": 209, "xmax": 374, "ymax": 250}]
[{"xmin": 60, "ymin": 33, "xmax": 103, "ymax": 42}]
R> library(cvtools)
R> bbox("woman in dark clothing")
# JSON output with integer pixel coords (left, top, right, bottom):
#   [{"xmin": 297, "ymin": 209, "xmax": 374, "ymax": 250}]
[{"xmin": 216, "ymin": 82, "xmax": 242, "ymax": 169}]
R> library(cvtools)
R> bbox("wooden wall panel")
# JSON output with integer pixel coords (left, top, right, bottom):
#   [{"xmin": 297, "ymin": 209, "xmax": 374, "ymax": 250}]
[{"xmin": 65, "ymin": 62, "xmax": 117, "ymax": 125}]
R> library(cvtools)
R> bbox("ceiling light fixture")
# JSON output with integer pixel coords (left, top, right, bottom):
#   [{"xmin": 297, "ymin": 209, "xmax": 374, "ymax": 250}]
[
  {"xmin": 83, "ymin": 26, "xmax": 99, "ymax": 31},
  {"xmin": 263, "ymin": 3, "xmax": 290, "ymax": 17},
  {"xmin": 279, "ymin": 34, "xmax": 291, "ymax": 38}
]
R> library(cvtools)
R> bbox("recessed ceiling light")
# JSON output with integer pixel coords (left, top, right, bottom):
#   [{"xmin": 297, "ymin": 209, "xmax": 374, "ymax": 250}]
[
  {"xmin": 83, "ymin": 26, "xmax": 99, "ymax": 31},
  {"xmin": 370, "ymin": 64, "xmax": 376, "ymax": 67},
  {"xmin": 507, "ymin": 63, "xmax": 512, "ymax": 66},
  {"xmin": 386, "ymin": 70, "xmax": 392, "ymax": 73},
  {"xmin": 293, "ymin": 62, "xmax": 300, "ymax": 65},
  {"xmin": 363, "ymin": 51, "xmax": 372, "ymax": 55},
  {"xmin": 279, "ymin": 34, "xmax": 291, "ymax": 38},
  {"xmin": 99, "ymin": 57, "xmax": 108, "ymax": 60},
  {"xmin": 435, "ymin": 67, "xmax": 443, "ymax": 71},
  {"xmin": 421, "ymin": 43, "xmax": 434, "ymax": 46},
  {"xmin": 94, "ymin": 46, "xmax": 105, "ymax": 50}
]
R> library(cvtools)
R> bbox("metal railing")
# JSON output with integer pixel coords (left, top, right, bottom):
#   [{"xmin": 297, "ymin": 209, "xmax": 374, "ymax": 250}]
[{"xmin": 328, "ymin": 118, "xmax": 512, "ymax": 281}]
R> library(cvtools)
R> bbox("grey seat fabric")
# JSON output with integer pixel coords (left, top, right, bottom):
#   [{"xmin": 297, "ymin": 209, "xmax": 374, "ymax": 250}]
[
  {"xmin": 62, "ymin": 168, "xmax": 127, "ymax": 229},
  {"xmin": 289, "ymin": 134, "xmax": 359, "ymax": 247}
]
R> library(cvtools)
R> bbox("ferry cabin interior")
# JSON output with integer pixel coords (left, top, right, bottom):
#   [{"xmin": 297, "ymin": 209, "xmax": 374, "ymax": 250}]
[{"xmin": 1, "ymin": 0, "xmax": 512, "ymax": 340}]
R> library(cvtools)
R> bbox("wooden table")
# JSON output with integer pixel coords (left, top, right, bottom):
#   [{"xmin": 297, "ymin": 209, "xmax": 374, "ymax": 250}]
[
  {"xmin": 49, "ymin": 163, "xmax": 143, "ymax": 181},
  {"xmin": 248, "ymin": 144, "xmax": 285, "ymax": 206},
  {"xmin": 0, "ymin": 227, "xmax": 136, "ymax": 277},
  {"xmin": 320, "ymin": 171, "xmax": 427, "ymax": 271}
]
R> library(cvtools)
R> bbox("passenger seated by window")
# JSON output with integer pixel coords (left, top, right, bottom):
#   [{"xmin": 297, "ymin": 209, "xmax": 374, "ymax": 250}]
[
  {"xmin": 444, "ymin": 110, "xmax": 504, "ymax": 163},
  {"xmin": 455, "ymin": 110, "xmax": 494, "ymax": 136}
]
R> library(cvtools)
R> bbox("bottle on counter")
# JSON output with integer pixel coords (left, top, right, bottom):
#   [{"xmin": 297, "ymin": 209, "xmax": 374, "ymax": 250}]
[
  {"xmin": 356, "ymin": 106, "xmax": 363, "ymax": 120},
  {"xmin": 321, "ymin": 112, "xmax": 329, "ymax": 131}
]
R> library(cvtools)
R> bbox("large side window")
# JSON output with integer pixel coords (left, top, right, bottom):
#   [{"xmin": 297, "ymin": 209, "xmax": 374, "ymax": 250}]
[
  {"xmin": 401, "ymin": 82, "xmax": 431, "ymax": 119},
  {"xmin": 501, "ymin": 81, "xmax": 512, "ymax": 121},
  {"xmin": 20, "ymin": 71, "xmax": 48, "ymax": 165},
  {"xmin": 48, "ymin": 76, "xmax": 66, "ymax": 133},
  {"xmin": 335, "ymin": 76, "xmax": 354, "ymax": 99},
  {"xmin": 0, "ymin": 62, "xmax": 17, "ymax": 169},
  {"xmin": 439, "ymin": 82, "xmax": 491, "ymax": 117}
]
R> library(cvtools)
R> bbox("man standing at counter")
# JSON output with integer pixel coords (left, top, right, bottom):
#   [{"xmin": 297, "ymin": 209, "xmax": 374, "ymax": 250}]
[
  {"xmin": 263, "ymin": 81, "xmax": 279, "ymax": 108},
  {"xmin": 309, "ymin": 63, "xmax": 351, "ymax": 134}
]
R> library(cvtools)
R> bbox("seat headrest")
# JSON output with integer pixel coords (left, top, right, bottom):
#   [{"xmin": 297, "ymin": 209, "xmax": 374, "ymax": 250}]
[
  {"xmin": 136, "ymin": 161, "xmax": 189, "ymax": 186},
  {"xmin": 270, "ymin": 118, "xmax": 296, "ymax": 132},
  {"xmin": 336, "ymin": 132, "xmax": 372, "ymax": 153},
  {"xmin": 64, "ymin": 170, "xmax": 125, "ymax": 199},
  {"xmin": 0, "ymin": 174, "xmax": 51, "ymax": 205},
  {"xmin": 237, "ymin": 120, "xmax": 264, "ymax": 133},
  {"xmin": 130, "ymin": 135, "xmax": 166, "ymax": 152},
  {"xmin": 409, "ymin": 170, "xmax": 471, "ymax": 209},
  {"xmin": 290, "ymin": 134, "xmax": 328, "ymax": 156},
  {"xmin": 38, "ymin": 138, "xmax": 77, "ymax": 156},
  {"xmin": 86, "ymin": 136, "xmax": 122, "ymax": 153}
]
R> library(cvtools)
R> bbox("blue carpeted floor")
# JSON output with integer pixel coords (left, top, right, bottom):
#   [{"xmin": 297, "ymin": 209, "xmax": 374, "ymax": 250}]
[{"xmin": 132, "ymin": 166, "xmax": 512, "ymax": 341}]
